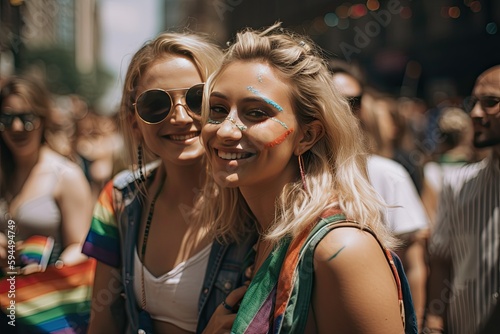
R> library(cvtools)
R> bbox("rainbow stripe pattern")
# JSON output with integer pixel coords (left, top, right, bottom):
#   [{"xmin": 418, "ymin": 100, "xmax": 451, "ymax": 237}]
[
  {"xmin": 19, "ymin": 235, "xmax": 55, "ymax": 271},
  {"xmin": 0, "ymin": 258, "xmax": 96, "ymax": 333},
  {"xmin": 82, "ymin": 180, "xmax": 121, "ymax": 268}
]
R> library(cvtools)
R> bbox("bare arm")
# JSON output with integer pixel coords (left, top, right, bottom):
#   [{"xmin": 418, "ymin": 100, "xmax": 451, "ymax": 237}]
[
  {"xmin": 56, "ymin": 163, "xmax": 93, "ymax": 265},
  {"xmin": 87, "ymin": 261, "xmax": 125, "ymax": 333},
  {"xmin": 313, "ymin": 227, "xmax": 404, "ymax": 334},
  {"xmin": 424, "ymin": 174, "xmax": 454, "ymax": 333},
  {"xmin": 396, "ymin": 229, "xmax": 429, "ymax": 331},
  {"xmin": 424, "ymin": 251, "xmax": 451, "ymax": 332}
]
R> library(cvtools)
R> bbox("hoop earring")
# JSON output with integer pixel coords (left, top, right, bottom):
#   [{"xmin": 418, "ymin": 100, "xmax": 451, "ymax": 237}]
[
  {"xmin": 298, "ymin": 154, "xmax": 307, "ymax": 191},
  {"xmin": 137, "ymin": 144, "xmax": 146, "ymax": 183}
]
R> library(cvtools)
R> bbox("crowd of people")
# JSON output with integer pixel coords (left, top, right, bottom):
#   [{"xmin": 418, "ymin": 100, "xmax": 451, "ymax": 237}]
[{"xmin": 0, "ymin": 22, "xmax": 498, "ymax": 334}]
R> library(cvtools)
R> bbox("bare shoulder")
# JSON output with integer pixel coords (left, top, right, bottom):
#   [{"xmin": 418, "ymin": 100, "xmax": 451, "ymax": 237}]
[
  {"xmin": 40, "ymin": 148, "xmax": 90, "ymax": 198},
  {"xmin": 42, "ymin": 148, "xmax": 87, "ymax": 182},
  {"xmin": 314, "ymin": 227, "xmax": 384, "ymax": 261},
  {"xmin": 314, "ymin": 226, "xmax": 390, "ymax": 274},
  {"xmin": 312, "ymin": 226, "xmax": 402, "ymax": 333}
]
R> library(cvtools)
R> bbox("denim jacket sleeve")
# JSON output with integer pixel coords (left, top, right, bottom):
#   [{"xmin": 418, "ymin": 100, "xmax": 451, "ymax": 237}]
[
  {"xmin": 196, "ymin": 233, "xmax": 257, "ymax": 333},
  {"xmin": 112, "ymin": 169, "xmax": 145, "ymax": 333}
]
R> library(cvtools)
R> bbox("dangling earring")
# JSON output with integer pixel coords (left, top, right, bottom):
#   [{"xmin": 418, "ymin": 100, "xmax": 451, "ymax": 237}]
[
  {"xmin": 298, "ymin": 154, "xmax": 307, "ymax": 191},
  {"xmin": 137, "ymin": 144, "xmax": 146, "ymax": 183}
]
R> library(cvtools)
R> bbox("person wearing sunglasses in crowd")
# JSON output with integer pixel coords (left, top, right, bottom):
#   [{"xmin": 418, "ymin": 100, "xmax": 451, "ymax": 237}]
[
  {"xmin": 425, "ymin": 65, "xmax": 500, "ymax": 334},
  {"xmin": 0, "ymin": 75, "xmax": 93, "ymax": 331},
  {"xmin": 82, "ymin": 31, "xmax": 255, "ymax": 334},
  {"xmin": 199, "ymin": 23, "xmax": 416, "ymax": 334}
]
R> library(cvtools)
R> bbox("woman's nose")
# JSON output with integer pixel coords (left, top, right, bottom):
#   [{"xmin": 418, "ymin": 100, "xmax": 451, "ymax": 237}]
[
  {"xmin": 11, "ymin": 116, "xmax": 25, "ymax": 131},
  {"xmin": 216, "ymin": 116, "xmax": 244, "ymax": 140}
]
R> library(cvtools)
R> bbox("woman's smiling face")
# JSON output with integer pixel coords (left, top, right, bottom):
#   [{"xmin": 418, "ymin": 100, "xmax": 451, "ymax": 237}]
[
  {"xmin": 202, "ymin": 61, "xmax": 303, "ymax": 189},
  {"xmin": 134, "ymin": 55, "xmax": 205, "ymax": 166}
]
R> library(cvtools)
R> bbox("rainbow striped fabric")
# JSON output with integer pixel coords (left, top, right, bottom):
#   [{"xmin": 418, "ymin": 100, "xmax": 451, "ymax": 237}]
[
  {"xmin": 0, "ymin": 258, "xmax": 96, "ymax": 333},
  {"xmin": 82, "ymin": 180, "xmax": 121, "ymax": 268},
  {"xmin": 19, "ymin": 235, "xmax": 55, "ymax": 271},
  {"xmin": 232, "ymin": 210, "xmax": 407, "ymax": 333}
]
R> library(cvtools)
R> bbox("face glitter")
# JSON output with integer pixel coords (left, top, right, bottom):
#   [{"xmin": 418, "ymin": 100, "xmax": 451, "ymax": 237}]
[
  {"xmin": 225, "ymin": 116, "xmax": 247, "ymax": 131},
  {"xmin": 208, "ymin": 116, "xmax": 247, "ymax": 131},
  {"xmin": 264, "ymin": 128, "xmax": 294, "ymax": 148},
  {"xmin": 257, "ymin": 72, "xmax": 263, "ymax": 83},
  {"xmin": 270, "ymin": 117, "xmax": 289, "ymax": 129},
  {"xmin": 247, "ymin": 86, "xmax": 284, "ymax": 112}
]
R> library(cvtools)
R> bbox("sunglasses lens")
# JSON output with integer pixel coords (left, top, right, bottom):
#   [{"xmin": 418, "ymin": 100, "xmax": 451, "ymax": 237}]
[
  {"xmin": 136, "ymin": 90, "xmax": 172, "ymax": 123},
  {"xmin": 0, "ymin": 113, "xmax": 39, "ymax": 131},
  {"xmin": 482, "ymin": 98, "xmax": 500, "ymax": 108},
  {"xmin": 185, "ymin": 84, "xmax": 204, "ymax": 116},
  {"xmin": 0, "ymin": 116, "xmax": 9, "ymax": 129}
]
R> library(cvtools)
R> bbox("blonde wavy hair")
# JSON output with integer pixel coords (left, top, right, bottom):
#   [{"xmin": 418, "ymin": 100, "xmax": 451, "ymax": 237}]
[
  {"xmin": 119, "ymin": 31, "xmax": 223, "ymax": 193},
  {"xmin": 200, "ymin": 23, "xmax": 395, "ymax": 248}
]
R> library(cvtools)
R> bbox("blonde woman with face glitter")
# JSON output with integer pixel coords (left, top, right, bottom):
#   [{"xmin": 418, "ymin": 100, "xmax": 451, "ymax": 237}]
[{"xmin": 199, "ymin": 24, "xmax": 417, "ymax": 334}]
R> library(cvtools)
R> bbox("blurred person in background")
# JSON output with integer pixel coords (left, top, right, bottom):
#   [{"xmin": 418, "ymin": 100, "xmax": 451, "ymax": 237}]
[
  {"xmin": 0, "ymin": 74, "xmax": 93, "ymax": 332},
  {"xmin": 361, "ymin": 91, "xmax": 425, "ymax": 195},
  {"xmin": 423, "ymin": 106, "xmax": 474, "ymax": 224},
  {"xmin": 75, "ymin": 108, "xmax": 126, "ymax": 201},
  {"xmin": 82, "ymin": 31, "xmax": 254, "ymax": 334},
  {"xmin": 425, "ymin": 65, "xmax": 500, "ymax": 334},
  {"xmin": 329, "ymin": 58, "xmax": 429, "ymax": 331}
]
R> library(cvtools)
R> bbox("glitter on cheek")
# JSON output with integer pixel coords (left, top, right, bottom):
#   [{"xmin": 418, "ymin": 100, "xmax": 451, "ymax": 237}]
[
  {"xmin": 270, "ymin": 117, "xmax": 289, "ymax": 129},
  {"xmin": 247, "ymin": 86, "xmax": 284, "ymax": 112},
  {"xmin": 264, "ymin": 128, "xmax": 294, "ymax": 148},
  {"xmin": 207, "ymin": 118, "xmax": 222, "ymax": 125}
]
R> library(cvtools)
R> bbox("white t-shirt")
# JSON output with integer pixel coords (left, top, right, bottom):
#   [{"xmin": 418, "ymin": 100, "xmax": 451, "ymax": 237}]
[{"xmin": 367, "ymin": 155, "xmax": 429, "ymax": 234}]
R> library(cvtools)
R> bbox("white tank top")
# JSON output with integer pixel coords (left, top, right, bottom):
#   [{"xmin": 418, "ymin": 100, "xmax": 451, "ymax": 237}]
[{"xmin": 133, "ymin": 244, "xmax": 211, "ymax": 332}]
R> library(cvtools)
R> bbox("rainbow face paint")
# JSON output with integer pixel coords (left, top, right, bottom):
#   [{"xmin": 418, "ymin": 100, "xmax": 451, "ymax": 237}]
[
  {"xmin": 270, "ymin": 117, "xmax": 289, "ymax": 129},
  {"xmin": 225, "ymin": 116, "xmax": 247, "ymax": 131},
  {"xmin": 247, "ymin": 86, "xmax": 284, "ymax": 112},
  {"xmin": 264, "ymin": 128, "xmax": 294, "ymax": 148}
]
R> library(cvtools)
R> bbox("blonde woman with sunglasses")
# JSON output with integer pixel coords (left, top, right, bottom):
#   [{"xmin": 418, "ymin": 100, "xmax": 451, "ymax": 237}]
[{"xmin": 83, "ymin": 32, "xmax": 254, "ymax": 334}]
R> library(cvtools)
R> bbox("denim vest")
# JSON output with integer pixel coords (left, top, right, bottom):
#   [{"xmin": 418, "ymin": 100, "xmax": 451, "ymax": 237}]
[{"xmin": 112, "ymin": 167, "xmax": 255, "ymax": 333}]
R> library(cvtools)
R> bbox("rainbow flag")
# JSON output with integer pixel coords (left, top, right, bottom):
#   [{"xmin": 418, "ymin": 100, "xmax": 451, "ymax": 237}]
[
  {"xmin": 0, "ymin": 259, "xmax": 96, "ymax": 333},
  {"xmin": 19, "ymin": 235, "xmax": 54, "ymax": 272}
]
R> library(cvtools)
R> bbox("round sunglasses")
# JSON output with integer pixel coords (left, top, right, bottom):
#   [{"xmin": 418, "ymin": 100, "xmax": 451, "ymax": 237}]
[
  {"xmin": 0, "ymin": 112, "xmax": 41, "ymax": 132},
  {"xmin": 133, "ymin": 83, "xmax": 205, "ymax": 124}
]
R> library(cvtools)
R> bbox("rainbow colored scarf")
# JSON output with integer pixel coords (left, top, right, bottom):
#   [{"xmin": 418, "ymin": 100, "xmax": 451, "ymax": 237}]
[
  {"xmin": 232, "ymin": 211, "xmax": 407, "ymax": 333},
  {"xmin": 0, "ymin": 259, "xmax": 95, "ymax": 333}
]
